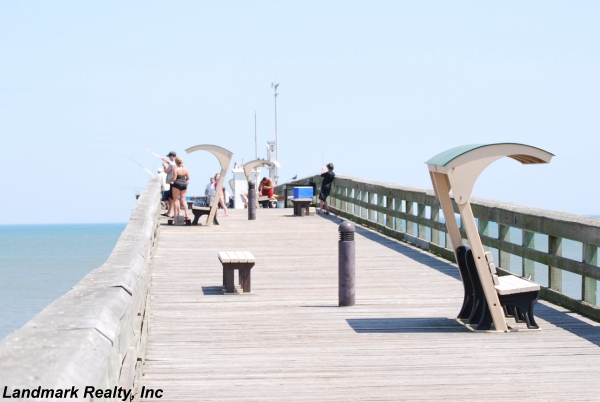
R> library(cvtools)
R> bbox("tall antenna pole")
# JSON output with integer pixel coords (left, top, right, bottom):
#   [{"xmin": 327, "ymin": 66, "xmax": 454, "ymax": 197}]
[
  {"xmin": 272, "ymin": 82, "xmax": 279, "ymax": 154},
  {"xmin": 254, "ymin": 112, "xmax": 258, "ymax": 159}
]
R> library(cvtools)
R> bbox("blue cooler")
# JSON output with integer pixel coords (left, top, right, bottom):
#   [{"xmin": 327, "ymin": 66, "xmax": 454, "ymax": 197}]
[{"xmin": 293, "ymin": 186, "xmax": 314, "ymax": 199}]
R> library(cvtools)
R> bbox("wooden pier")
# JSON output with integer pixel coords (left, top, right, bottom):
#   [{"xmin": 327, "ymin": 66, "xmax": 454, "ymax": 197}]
[{"xmin": 140, "ymin": 209, "xmax": 600, "ymax": 401}]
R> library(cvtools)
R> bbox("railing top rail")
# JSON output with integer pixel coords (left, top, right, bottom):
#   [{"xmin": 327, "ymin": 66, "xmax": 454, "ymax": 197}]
[{"xmin": 276, "ymin": 174, "xmax": 600, "ymax": 244}]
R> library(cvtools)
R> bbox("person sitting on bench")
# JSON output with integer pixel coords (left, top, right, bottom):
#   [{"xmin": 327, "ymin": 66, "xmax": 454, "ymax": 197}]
[{"xmin": 258, "ymin": 177, "xmax": 275, "ymax": 208}]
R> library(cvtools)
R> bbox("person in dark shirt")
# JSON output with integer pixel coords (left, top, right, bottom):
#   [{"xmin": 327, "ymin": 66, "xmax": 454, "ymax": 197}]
[{"xmin": 318, "ymin": 163, "xmax": 335, "ymax": 215}]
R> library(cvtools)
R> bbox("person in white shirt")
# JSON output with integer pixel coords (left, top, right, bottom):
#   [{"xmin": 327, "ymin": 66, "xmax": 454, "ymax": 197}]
[
  {"xmin": 205, "ymin": 177, "xmax": 215, "ymax": 198},
  {"xmin": 158, "ymin": 168, "xmax": 168, "ymax": 199},
  {"xmin": 161, "ymin": 151, "xmax": 177, "ymax": 217}
]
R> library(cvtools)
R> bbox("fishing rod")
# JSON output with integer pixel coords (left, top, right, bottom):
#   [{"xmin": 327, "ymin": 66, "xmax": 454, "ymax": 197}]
[{"xmin": 122, "ymin": 154, "xmax": 154, "ymax": 177}]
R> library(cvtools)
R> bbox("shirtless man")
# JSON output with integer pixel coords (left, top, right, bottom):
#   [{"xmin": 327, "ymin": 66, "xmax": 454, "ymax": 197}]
[{"xmin": 258, "ymin": 177, "xmax": 275, "ymax": 208}]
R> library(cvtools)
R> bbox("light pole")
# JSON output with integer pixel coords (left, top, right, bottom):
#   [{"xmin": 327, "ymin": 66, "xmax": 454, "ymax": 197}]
[{"xmin": 271, "ymin": 82, "xmax": 279, "ymax": 185}]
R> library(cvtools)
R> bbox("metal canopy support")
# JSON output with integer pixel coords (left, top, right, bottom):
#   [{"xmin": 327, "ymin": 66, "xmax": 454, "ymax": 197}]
[
  {"xmin": 426, "ymin": 143, "xmax": 553, "ymax": 332},
  {"xmin": 243, "ymin": 159, "xmax": 276, "ymax": 209},
  {"xmin": 242, "ymin": 159, "xmax": 275, "ymax": 183},
  {"xmin": 186, "ymin": 144, "xmax": 233, "ymax": 227}
]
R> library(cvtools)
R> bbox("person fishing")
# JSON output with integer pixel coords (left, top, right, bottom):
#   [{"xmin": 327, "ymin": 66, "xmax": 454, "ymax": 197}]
[
  {"xmin": 161, "ymin": 151, "xmax": 177, "ymax": 217},
  {"xmin": 318, "ymin": 163, "xmax": 335, "ymax": 215},
  {"xmin": 158, "ymin": 168, "xmax": 169, "ymax": 206}
]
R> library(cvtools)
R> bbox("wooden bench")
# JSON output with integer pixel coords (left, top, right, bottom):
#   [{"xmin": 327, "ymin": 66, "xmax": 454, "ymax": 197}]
[
  {"xmin": 168, "ymin": 215, "xmax": 191, "ymax": 226},
  {"xmin": 456, "ymin": 245, "xmax": 540, "ymax": 330},
  {"xmin": 289, "ymin": 197, "xmax": 312, "ymax": 216},
  {"xmin": 192, "ymin": 194, "xmax": 219, "ymax": 226},
  {"xmin": 218, "ymin": 251, "xmax": 256, "ymax": 294},
  {"xmin": 258, "ymin": 195, "xmax": 276, "ymax": 208}
]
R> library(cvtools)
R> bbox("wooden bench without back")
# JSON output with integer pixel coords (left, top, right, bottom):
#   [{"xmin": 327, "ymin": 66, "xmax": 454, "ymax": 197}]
[
  {"xmin": 218, "ymin": 251, "xmax": 256, "ymax": 294},
  {"xmin": 456, "ymin": 245, "xmax": 540, "ymax": 331}
]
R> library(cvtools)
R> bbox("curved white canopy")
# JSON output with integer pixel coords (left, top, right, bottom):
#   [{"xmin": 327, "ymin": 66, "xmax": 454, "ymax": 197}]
[
  {"xmin": 427, "ymin": 143, "xmax": 553, "ymax": 205},
  {"xmin": 242, "ymin": 159, "xmax": 275, "ymax": 182},
  {"xmin": 186, "ymin": 144, "xmax": 233, "ymax": 170},
  {"xmin": 426, "ymin": 143, "xmax": 553, "ymax": 332},
  {"xmin": 185, "ymin": 144, "xmax": 233, "ymax": 226}
]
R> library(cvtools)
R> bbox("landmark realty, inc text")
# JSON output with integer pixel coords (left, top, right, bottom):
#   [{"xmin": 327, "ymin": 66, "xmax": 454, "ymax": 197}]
[{"xmin": 2, "ymin": 386, "xmax": 163, "ymax": 400}]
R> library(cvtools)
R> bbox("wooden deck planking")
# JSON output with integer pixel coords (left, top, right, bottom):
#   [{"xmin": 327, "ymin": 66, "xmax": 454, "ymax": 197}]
[{"xmin": 140, "ymin": 209, "xmax": 600, "ymax": 401}]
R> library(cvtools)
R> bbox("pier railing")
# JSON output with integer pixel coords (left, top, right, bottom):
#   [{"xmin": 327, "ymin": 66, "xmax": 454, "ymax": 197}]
[
  {"xmin": 0, "ymin": 176, "xmax": 162, "ymax": 399},
  {"xmin": 276, "ymin": 175, "xmax": 600, "ymax": 320}
]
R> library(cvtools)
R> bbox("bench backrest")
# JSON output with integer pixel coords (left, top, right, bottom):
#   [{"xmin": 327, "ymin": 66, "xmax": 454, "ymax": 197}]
[
  {"xmin": 464, "ymin": 247, "xmax": 487, "ymax": 306},
  {"xmin": 456, "ymin": 245, "xmax": 474, "ymax": 297}
]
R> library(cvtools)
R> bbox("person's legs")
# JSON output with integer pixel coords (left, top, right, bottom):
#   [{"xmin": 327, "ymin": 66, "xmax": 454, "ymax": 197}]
[
  {"xmin": 318, "ymin": 193, "xmax": 326, "ymax": 213},
  {"xmin": 167, "ymin": 189, "xmax": 174, "ymax": 217},
  {"xmin": 172, "ymin": 188, "xmax": 181, "ymax": 216},
  {"xmin": 220, "ymin": 195, "xmax": 228, "ymax": 215},
  {"xmin": 323, "ymin": 190, "xmax": 332, "ymax": 213},
  {"xmin": 181, "ymin": 189, "xmax": 189, "ymax": 219}
]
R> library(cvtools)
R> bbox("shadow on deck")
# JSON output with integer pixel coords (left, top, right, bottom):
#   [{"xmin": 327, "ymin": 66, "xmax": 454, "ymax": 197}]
[
  {"xmin": 319, "ymin": 214, "xmax": 600, "ymax": 345},
  {"xmin": 347, "ymin": 317, "xmax": 468, "ymax": 333}
]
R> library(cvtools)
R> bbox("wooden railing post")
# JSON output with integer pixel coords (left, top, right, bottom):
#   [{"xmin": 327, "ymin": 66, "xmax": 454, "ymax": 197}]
[
  {"xmin": 583, "ymin": 243, "xmax": 597, "ymax": 305},
  {"xmin": 478, "ymin": 219, "xmax": 489, "ymax": 251},
  {"xmin": 354, "ymin": 188, "xmax": 361, "ymax": 217},
  {"xmin": 377, "ymin": 194, "xmax": 385, "ymax": 226},
  {"xmin": 417, "ymin": 203, "xmax": 427, "ymax": 240},
  {"xmin": 523, "ymin": 230, "xmax": 535, "ymax": 279},
  {"xmin": 548, "ymin": 235, "xmax": 563, "ymax": 293},
  {"xmin": 368, "ymin": 192, "xmax": 376, "ymax": 222},
  {"xmin": 431, "ymin": 205, "xmax": 440, "ymax": 245},
  {"xmin": 396, "ymin": 199, "xmax": 404, "ymax": 232},
  {"xmin": 499, "ymin": 224, "xmax": 511, "ymax": 272},
  {"xmin": 331, "ymin": 185, "xmax": 339, "ymax": 209},
  {"xmin": 386, "ymin": 195, "xmax": 394, "ymax": 230},
  {"xmin": 341, "ymin": 187, "xmax": 347, "ymax": 213},
  {"xmin": 361, "ymin": 189, "xmax": 369, "ymax": 220},
  {"xmin": 406, "ymin": 201, "xmax": 415, "ymax": 236}
]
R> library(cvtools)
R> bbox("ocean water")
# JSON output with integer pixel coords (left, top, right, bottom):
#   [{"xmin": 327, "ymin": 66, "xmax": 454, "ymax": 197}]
[{"xmin": 0, "ymin": 224, "xmax": 125, "ymax": 341}]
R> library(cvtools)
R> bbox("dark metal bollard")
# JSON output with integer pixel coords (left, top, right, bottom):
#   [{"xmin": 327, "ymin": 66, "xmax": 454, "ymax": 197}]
[
  {"xmin": 248, "ymin": 180, "xmax": 256, "ymax": 220},
  {"xmin": 339, "ymin": 221, "xmax": 356, "ymax": 306}
]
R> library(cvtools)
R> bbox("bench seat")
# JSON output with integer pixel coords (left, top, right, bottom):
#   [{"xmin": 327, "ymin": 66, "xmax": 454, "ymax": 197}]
[
  {"xmin": 218, "ymin": 251, "xmax": 256, "ymax": 264},
  {"xmin": 495, "ymin": 275, "xmax": 540, "ymax": 295},
  {"xmin": 218, "ymin": 251, "xmax": 255, "ymax": 294}
]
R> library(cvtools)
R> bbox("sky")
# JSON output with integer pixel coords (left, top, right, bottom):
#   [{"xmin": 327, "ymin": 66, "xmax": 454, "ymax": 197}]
[{"xmin": 1, "ymin": 1, "xmax": 599, "ymax": 224}]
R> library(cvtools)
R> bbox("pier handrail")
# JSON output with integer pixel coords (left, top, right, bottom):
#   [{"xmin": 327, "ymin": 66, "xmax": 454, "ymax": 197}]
[
  {"xmin": 0, "ymin": 176, "xmax": 162, "ymax": 397},
  {"xmin": 276, "ymin": 175, "xmax": 600, "ymax": 321}
]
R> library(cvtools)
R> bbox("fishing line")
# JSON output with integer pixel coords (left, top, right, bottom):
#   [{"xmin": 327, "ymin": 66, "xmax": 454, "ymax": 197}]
[{"xmin": 116, "ymin": 138, "xmax": 163, "ymax": 160}]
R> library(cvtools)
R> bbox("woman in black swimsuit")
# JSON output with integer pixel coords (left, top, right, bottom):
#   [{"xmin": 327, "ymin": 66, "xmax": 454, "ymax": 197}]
[{"xmin": 171, "ymin": 157, "xmax": 191, "ymax": 220}]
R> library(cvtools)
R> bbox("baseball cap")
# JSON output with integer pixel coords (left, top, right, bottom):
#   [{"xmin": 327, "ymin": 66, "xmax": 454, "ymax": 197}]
[{"xmin": 167, "ymin": 151, "xmax": 176, "ymax": 157}]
